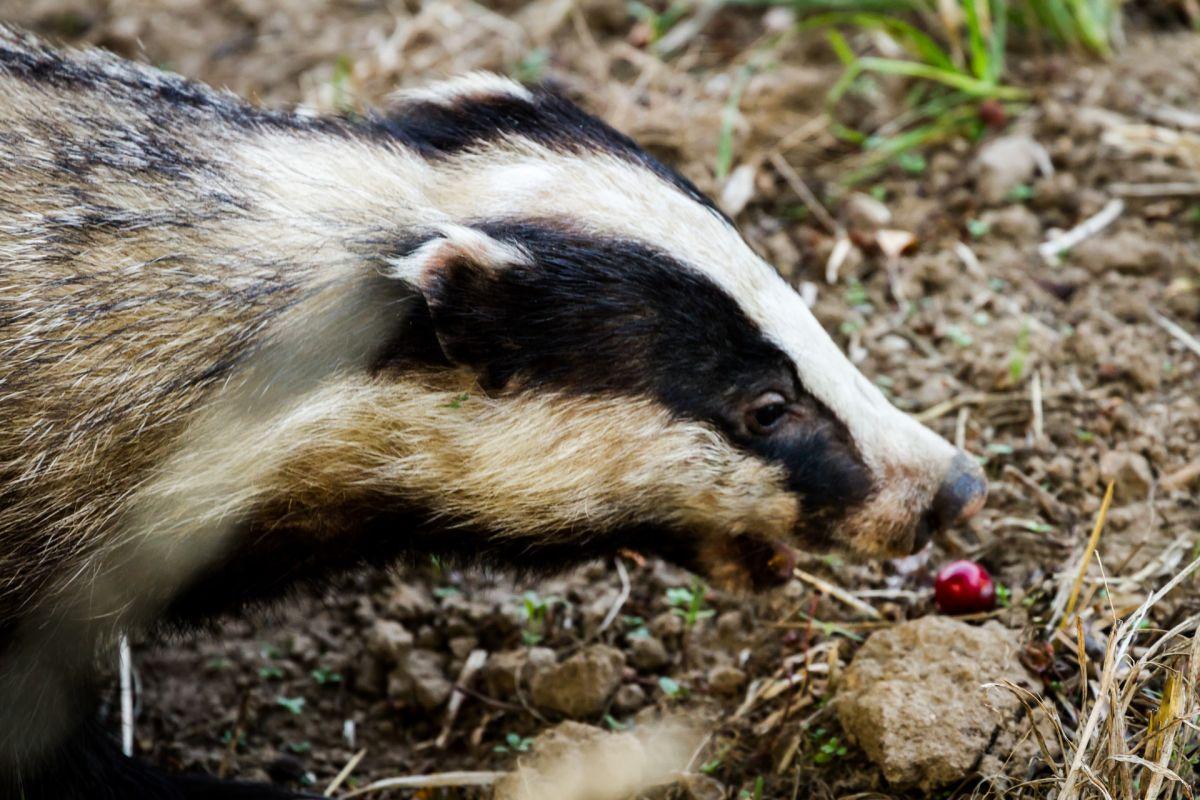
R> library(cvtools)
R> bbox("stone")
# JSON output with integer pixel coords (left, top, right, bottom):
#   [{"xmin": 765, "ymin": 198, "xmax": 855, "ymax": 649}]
[
  {"xmin": 384, "ymin": 583, "xmax": 434, "ymax": 620},
  {"xmin": 612, "ymin": 683, "xmax": 647, "ymax": 714},
  {"xmin": 682, "ymin": 775, "xmax": 726, "ymax": 800},
  {"xmin": 843, "ymin": 191, "xmax": 892, "ymax": 229},
  {"xmin": 707, "ymin": 664, "xmax": 746, "ymax": 695},
  {"xmin": 388, "ymin": 649, "xmax": 452, "ymax": 710},
  {"xmin": 529, "ymin": 645, "xmax": 625, "ymax": 718},
  {"xmin": 1072, "ymin": 229, "xmax": 1170, "ymax": 276},
  {"xmin": 980, "ymin": 204, "xmax": 1041, "ymax": 240},
  {"xmin": 649, "ymin": 611, "xmax": 684, "ymax": 640},
  {"xmin": 974, "ymin": 135, "xmax": 1048, "ymax": 204},
  {"xmin": 447, "ymin": 635, "xmax": 479, "ymax": 661},
  {"xmin": 481, "ymin": 649, "xmax": 526, "ymax": 697},
  {"xmin": 366, "ymin": 620, "xmax": 412, "ymax": 663},
  {"xmin": 288, "ymin": 633, "xmax": 319, "ymax": 663},
  {"xmin": 629, "ymin": 636, "xmax": 670, "ymax": 671},
  {"xmin": 1099, "ymin": 450, "xmax": 1154, "ymax": 501},
  {"xmin": 480, "ymin": 647, "xmax": 554, "ymax": 697},
  {"xmin": 835, "ymin": 616, "xmax": 1056, "ymax": 790}
]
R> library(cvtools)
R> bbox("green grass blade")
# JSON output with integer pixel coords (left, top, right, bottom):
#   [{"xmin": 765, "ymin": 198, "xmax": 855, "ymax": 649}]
[
  {"xmin": 797, "ymin": 11, "xmax": 956, "ymax": 70},
  {"xmin": 854, "ymin": 56, "xmax": 1026, "ymax": 98},
  {"xmin": 961, "ymin": 0, "xmax": 991, "ymax": 81}
]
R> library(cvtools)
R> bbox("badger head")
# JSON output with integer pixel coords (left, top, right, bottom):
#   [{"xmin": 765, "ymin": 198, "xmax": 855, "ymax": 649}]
[{"xmin": 267, "ymin": 75, "xmax": 986, "ymax": 592}]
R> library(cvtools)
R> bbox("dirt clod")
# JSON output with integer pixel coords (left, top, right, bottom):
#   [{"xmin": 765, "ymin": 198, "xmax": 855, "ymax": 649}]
[
  {"xmin": 529, "ymin": 644, "xmax": 625, "ymax": 718},
  {"xmin": 1099, "ymin": 449, "xmax": 1155, "ymax": 501},
  {"xmin": 388, "ymin": 649, "xmax": 452, "ymax": 710},
  {"xmin": 629, "ymin": 635, "xmax": 671, "ymax": 671},
  {"xmin": 973, "ymin": 135, "xmax": 1048, "ymax": 204},
  {"xmin": 835, "ymin": 616, "xmax": 1055, "ymax": 790}
]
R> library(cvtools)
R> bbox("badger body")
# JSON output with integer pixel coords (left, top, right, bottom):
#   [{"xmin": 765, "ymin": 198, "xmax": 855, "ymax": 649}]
[{"xmin": 0, "ymin": 27, "xmax": 987, "ymax": 799}]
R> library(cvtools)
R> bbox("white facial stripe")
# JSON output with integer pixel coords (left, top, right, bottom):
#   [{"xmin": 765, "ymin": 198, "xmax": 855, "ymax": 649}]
[{"xmin": 433, "ymin": 144, "xmax": 956, "ymax": 477}]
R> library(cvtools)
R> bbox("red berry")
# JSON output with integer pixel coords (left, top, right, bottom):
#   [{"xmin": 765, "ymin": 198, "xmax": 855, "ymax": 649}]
[
  {"xmin": 979, "ymin": 99, "xmax": 1007, "ymax": 129},
  {"xmin": 934, "ymin": 560, "xmax": 996, "ymax": 615}
]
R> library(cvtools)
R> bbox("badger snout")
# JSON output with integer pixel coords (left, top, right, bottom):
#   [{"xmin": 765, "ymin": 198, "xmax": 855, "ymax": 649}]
[{"xmin": 910, "ymin": 452, "xmax": 988, "ymax": 552}]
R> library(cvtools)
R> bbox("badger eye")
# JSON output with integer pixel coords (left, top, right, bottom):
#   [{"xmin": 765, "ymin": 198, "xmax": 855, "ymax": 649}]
[{"xmin": 746, "ymin": 392, "xmax": 790, "ymax": 435}]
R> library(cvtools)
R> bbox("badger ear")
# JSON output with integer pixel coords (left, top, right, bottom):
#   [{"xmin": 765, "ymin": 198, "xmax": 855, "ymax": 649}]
[{"xmin": 385, "ymin": 224, "xmax": 529, "ymax": 369}]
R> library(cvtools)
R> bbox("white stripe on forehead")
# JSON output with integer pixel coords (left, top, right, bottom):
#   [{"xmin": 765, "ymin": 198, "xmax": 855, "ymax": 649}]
[{"xmin": 434, "ymin": 143, "xmax": 956, "ymax": 473}]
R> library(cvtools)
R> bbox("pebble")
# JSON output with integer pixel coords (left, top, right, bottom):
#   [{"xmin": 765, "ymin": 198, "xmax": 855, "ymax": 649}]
[
  {"xmin": 843, "ymin": 191, "xmax": 892, "ymax": 229},
  {"xmin": 367, "ymin": 620, "xmax": 413, "ymax": 663},
  {"xmin": 629, "ymin": 635, "xmax": 670, "ymax": 671},
  {"xmin": 707, "ymin": 664, "xmax": 746, "ymax": 695},
  {"xmin": 529, "ymin": 645, "xmax": 625, "ymax": 718},
  {"xmin": 611, "ymin": 683, "xmax": 647, "ymax": 714},
  {"xmin": 1099, "ymin": 450, "xmax": 1154, "ymax": 501},
  {"xmin": 973, "ymin": 135, "xmax": 1048, "ymax": 205},
  {"xmin": 388, "ymin": 649, "xmax": 452, "ymax": 710}
]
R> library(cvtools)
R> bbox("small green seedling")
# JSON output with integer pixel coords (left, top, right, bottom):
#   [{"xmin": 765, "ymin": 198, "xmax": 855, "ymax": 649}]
[
  {"xmin": 311, "ymin": 668, "xmax": 342, "ymax": 685},
  {"xmin": 666, "ymin": 579, "xmax": 715, "ymax": 627},
  {"xmin": 810, "ymin": 728, "xmax": 849, "ymax": 765},
  {"xmin": 275, "ymin": 696, "xmax": 306, "ymax": 715},
  {"xmin": 659, "ymin": 676, "xmax": 687, "ymax": 699},
  {"xmin": 519, "ymin": 590, "xmax": 561, "ymax": 646},
  {"xmin": 258, "ymin": 665, "xmax": 284, "ymax": 681},
  {"xmin": 493, "ymin": 732, "xmax": 534, "ymax": 754},
  {"xmin": 737, "ymin": 776, "xmax": 765, "ymax": 800}
]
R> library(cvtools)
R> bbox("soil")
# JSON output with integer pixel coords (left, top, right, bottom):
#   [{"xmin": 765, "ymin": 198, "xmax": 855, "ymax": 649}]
[{"xmin": 2, "ymin": 1, "xmax": 1198, "ymax": 797}]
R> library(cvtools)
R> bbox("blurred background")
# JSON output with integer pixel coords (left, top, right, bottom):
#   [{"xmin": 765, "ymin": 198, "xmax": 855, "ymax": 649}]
[{"xmin": 2, "ymin": 1, "xmax": 1199, "ymax": 797}]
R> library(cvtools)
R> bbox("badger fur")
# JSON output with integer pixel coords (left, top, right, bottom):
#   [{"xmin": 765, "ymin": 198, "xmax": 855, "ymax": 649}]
[{"xmin": 0, "ymin": 26, "xmax": 987, "ymax": 799}]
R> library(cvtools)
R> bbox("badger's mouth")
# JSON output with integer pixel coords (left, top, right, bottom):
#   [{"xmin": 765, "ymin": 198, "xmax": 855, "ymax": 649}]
[{"xmin": 643, "ymin": 529, "xmax": 797, "ymax": 593}]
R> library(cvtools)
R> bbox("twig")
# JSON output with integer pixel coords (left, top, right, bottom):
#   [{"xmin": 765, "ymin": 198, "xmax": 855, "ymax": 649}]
[
  {"xmin": 1161, "ymin": 461, "xmax": 1200, "ymax": 492},
  {"xmin": 596, "ymin": 558, "xmax": 631, "ymax": 635},
  {"xmin": 1109, "ymin": 181, "xmax": 1200, "ymax": 197},
  {"xmin": 792, "ymin": 568, "xmax": 881, "ymax": 620},
  {"xmin": 1038, "ymin": 199, "xmax": 1124, "ymax": 262},
  {"xmin": 653, "ymin": 0, "xmax": 720, "ymax": 57},
  {"xmin": 1030, "ymin": 370, "xmax": 1045, "ymax": 444},
  {"xmin": 338, "ymin": 771, "xmax": 504, "ymax": 798},
  {"xmin": 436, "ymin": 649, "xmax": 488, "ymax": 748},
  {"xmin": 119, "ymin": 634, "xmax": 134, "ymax": 757},
  {"xmin": 768, "ymin": 152, "xmax": 840, "ymax": 237},
  {"xmin": 1151, "ymin": 311, "xmax": 1200, "ymax": 360},
  {"xmin": 1060, "ymin": 482, "xmax": 1115, "ymax": 630},
  {"xmin": 325, "ymin": 749, "xmax": 366, "ymax": 797}
]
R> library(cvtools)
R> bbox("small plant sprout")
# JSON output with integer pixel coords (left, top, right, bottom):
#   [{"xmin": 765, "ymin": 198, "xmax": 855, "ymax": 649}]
[
  {"xmin": 311, "ymin": 668, "xmax": 342, "ymax": 685},
  {"xmin": 493, "ymin": 732, "xmax": 534, "ymax": 754},
  {"xmin": 666, "ymin": 578, "xmax": 716, "ymax": 627},
  {"xmin": 257, "ymin": 665, "xmax": 284, "ymax": 681},
  {"xmin": 519, "ymin": 590, "xmax": 561, "ymax": 646},
  {"xmin": 275, "ymin": 696, "xmax": 306, "ymax": 715},
  {"xmin": 658, "ymin": 676, "xmax": 687, "ymax": 699},
  {"xmin": 810, "ymin": 729, "xmax": 849, "ymax": 765}
]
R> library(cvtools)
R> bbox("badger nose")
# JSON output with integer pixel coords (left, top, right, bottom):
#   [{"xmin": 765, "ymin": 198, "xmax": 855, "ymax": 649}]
[
  {"xmin": 931, "ymin": 453, "xmax": 988, "ymax": 528},
  {"xmin": 912, "ymin": 453, "xmax": 988, "ymax": 551}
]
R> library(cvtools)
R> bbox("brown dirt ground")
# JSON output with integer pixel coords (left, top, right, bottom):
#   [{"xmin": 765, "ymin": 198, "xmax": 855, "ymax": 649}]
[{"xmin": 2, "ymin": 1, "xmax": 1198, "ymax": 797}]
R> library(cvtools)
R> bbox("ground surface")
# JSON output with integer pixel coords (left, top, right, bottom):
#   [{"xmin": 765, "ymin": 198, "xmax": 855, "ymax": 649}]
[{"xmin": 2, "ymin": 1, "xmax": 1198, "ymax": 797}]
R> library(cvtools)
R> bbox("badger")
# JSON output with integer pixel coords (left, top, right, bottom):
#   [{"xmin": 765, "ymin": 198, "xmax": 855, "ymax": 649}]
[{"xmin": 0, "ymin": 25, "xmax": 987, "ymax": 799}]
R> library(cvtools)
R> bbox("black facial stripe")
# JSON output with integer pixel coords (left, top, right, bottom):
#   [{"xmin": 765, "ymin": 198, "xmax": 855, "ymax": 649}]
[
  {"xmin": 411, "ymin": 221, "xmax": 873, "ymax": 519},
  {"xmin": 377, "ymin": 87, "xmax": 726, "ymax": 219}
]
